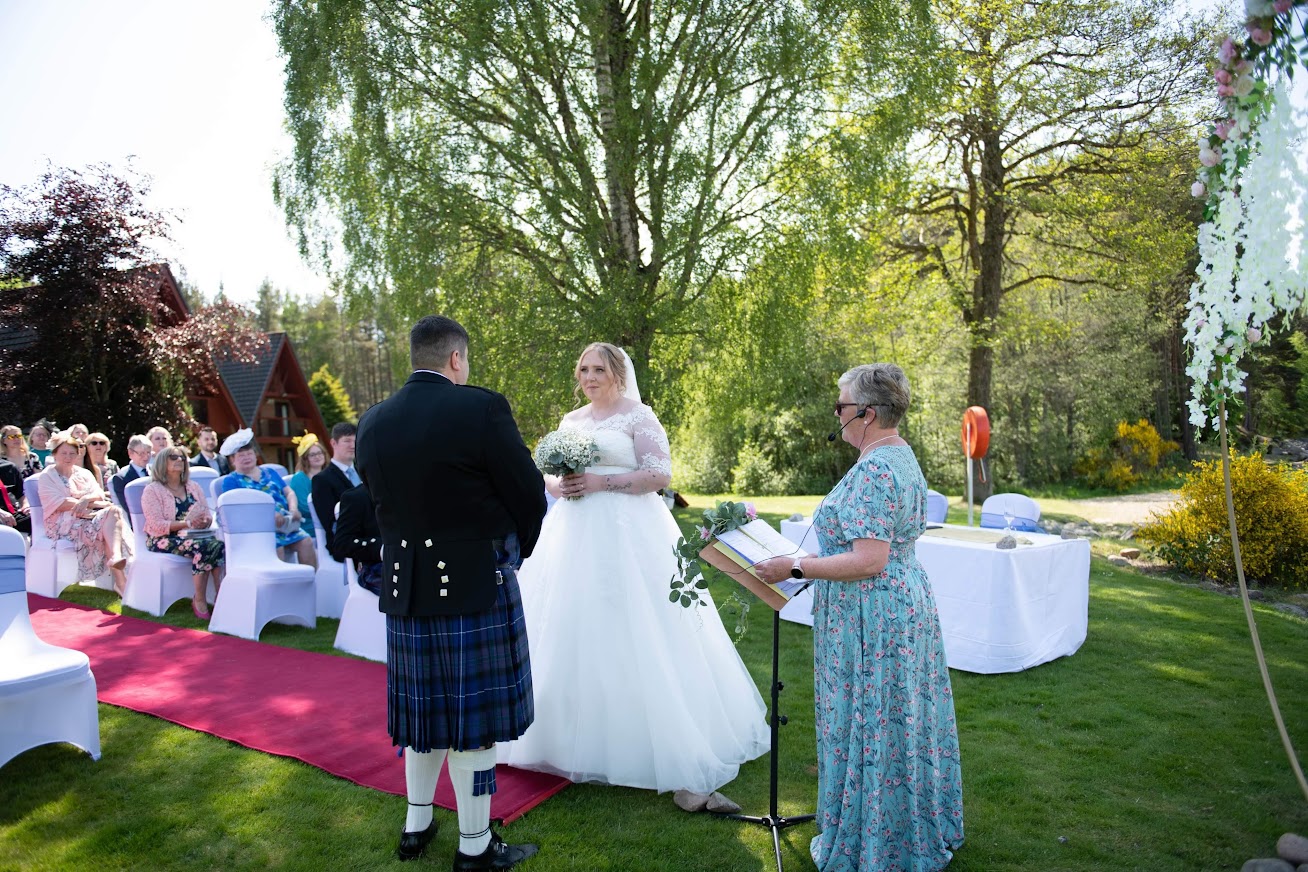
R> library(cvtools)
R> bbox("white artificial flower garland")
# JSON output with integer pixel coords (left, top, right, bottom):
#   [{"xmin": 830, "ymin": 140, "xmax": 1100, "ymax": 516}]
[{"xmin": 1187, "ymin": 3, "xmax": 1308, "ymax": 430}]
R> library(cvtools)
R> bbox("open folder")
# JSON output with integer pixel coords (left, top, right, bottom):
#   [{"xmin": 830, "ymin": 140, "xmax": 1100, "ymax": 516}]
[{"xmin": 697, "ymin": 519, "xmax": 809, "ymax": 612}]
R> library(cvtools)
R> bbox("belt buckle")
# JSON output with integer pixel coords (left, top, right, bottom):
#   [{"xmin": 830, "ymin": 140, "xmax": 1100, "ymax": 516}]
[{"xmin": 496, "ymin": 570, "xmax": 504, "ymax": 585}]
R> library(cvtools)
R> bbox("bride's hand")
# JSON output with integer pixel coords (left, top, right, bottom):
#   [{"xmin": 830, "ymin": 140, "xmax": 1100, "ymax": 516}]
[{"xmin": 559, "ymin": 472, "xmax": 599, "ymax": 498}]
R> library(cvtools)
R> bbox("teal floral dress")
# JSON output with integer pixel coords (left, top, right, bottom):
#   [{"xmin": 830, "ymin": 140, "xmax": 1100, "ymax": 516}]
[
  {"xmin": 810, "ymin": 445, "xmax": 964, "ymax": 872},
  {"xmin": 147, "ymin": 493, "xmax": 225, "ymax": 572}
]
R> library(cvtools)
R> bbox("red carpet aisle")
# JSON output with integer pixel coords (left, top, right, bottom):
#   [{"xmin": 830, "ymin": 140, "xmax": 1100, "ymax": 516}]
[{"xmin": 26, "ymin": 594, "xmax": 569, "ymax": 823}]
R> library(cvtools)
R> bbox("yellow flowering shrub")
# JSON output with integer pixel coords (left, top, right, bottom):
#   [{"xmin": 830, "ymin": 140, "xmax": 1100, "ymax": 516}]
[
  {"xmin": 1137, "ymin": 452, "xmax": 1308, "ymax": 589},
  {"xmin": 1077, "ymin": 419, "xmax": 1180, "ymax": 492}
]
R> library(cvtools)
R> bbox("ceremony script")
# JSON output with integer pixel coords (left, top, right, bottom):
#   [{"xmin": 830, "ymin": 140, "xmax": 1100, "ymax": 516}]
[{"xmin": 699, "ymin": 519, "xmax": 809, "ymax": 611}]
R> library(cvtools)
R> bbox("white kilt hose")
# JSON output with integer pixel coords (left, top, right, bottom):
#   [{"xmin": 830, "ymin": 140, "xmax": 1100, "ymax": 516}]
[{"xmin": 386, "ymin": 535, "xmax": 533, "ymax": 754}]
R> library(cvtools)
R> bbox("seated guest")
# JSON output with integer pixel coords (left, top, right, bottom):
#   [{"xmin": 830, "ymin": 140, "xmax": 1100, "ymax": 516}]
[
  {"xmin": 38, "ymin": 430, "xmax": 131, "ymax": 594},
  {"xmin": 146, "ymin": 426, "xmax": 173, "ymax": 460},
  {"xmin": 86, "ymin": 432, "xmax": 119, "ymax": 489},
  {"xmin": 190, "ymin": 426, "xmax": 231, "ymax": 475},
  {"xmin": 2, "ymin": 425, "xmax": 42, "ymax": 477},
  {"xmin": 311, "ymin": 422, "xmax": 357, "ymax": 538},
  {"xmin": 142, "ymin": 445, "xmax": 225, "ymax": 621},
  {"xmin": 0, "ymin": 456, "xmax": 31, "ymax": 534},
  {"xmin": 330, "ymin": 482, "xmax": 381, "ymax": 594},
  {"xmin": 287, "ymin": 432, "xmax": 328, "ymax": 539},
  {"xmin": 28, "ymin": 420, "xmax": 53, "ymax": 467},
  {"xmin": 112, "ymin": 435, "xmax": 153, "ymax": 523},
  {"xmin": 218, "ymin": 429, "xmax": 318, "ymax": 569},
  {"xmin": 68, "ymin": 423, "xmax": 90, "ymax": 442}
]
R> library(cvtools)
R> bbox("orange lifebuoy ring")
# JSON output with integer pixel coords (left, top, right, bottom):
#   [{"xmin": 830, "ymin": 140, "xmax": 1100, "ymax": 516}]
[{"xmin": 961, "ymin": 406, "xmax": 990, "ymax": 459}]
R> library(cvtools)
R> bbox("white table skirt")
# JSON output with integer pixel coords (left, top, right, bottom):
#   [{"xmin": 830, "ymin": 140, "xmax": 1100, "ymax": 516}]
[{"xmin": 778, "ymin": 520, "xmax": 1090, "ymax": 674}]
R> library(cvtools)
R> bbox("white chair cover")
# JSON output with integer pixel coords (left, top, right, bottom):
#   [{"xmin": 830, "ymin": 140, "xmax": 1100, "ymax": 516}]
[
  {"xmin": 0, "ymin": 526, "xmax": 101, "ymax": 768},
  {"xmin": 333, "ymin": 547, "xmax": 385, "ymax": 662},
  {"xmin": 23, "ymin": 480, "xmax": 80, "ymax": 597},
  {"xmin": 188, "ymin": 467, "xmax": 218, "ymax": 493},
  {"xmin": 120, "ymin": 478, "xmax": 195, "ymax": 617},
  {"xmin": 208, "ymin": 490, "xmax": 315, "ymax": 641},
  {"xmin": 926, "ymin": 489, "xmax": 949, "ymax": 524},
  {"xmin": 980, "ymin": 493, "xmax": 1042, "ymax": 532},
  {"xmin": 260, "ymin": 463, "xmax": 289, "ymax": 481},
  {"xmin": 307, "ymin": 500, "xmax": 347, "ymax": 618}
]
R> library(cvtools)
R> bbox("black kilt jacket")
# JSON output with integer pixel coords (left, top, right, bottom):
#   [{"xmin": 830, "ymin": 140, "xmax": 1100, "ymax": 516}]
[{"xmin": 355, "ymin": 371, "xmax": 546, "ymax": 617}]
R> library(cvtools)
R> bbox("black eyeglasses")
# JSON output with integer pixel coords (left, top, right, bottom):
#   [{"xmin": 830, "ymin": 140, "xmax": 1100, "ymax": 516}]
[
  {"xmin": 88, "ymin": 440, "xmax": 108, "ymax": 447},
  {"xmin": 834, "ymin": 402, "xmax": 860, "ymax": 415}
]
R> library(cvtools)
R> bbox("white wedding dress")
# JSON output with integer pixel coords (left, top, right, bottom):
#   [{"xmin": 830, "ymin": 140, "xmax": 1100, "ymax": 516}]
[{"xmin": 499, "ymin": 402, "xmax": 770, "ymax": 793}]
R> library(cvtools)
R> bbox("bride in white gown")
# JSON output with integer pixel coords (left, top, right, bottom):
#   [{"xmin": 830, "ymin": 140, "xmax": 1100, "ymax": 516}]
[{"xmin": 500, "ymin": 342, "xmax": 769, "ymax": 795}]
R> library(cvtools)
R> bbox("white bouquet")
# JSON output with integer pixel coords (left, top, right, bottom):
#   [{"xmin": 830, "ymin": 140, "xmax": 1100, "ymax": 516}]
[{"xmin": 534, "ymin": 429, "xmax": 599, "ymax": 498}]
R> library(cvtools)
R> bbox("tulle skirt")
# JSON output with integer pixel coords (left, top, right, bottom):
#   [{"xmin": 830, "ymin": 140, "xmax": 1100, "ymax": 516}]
[{"xmin": 499, "ymin": 486, "xmax": 769, "ymax": 794}]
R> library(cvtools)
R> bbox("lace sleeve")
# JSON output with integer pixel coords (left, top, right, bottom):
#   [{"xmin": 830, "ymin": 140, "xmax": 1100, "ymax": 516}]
[{"xmin": 631, "ymin": 406, "xmax": 672, "ymax": 478}]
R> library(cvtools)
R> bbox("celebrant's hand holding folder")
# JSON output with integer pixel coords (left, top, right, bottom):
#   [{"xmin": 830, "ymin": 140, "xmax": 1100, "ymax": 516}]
[{"xmin": 699, "ymin": 518, "xmax": 809, "ymax": 611}]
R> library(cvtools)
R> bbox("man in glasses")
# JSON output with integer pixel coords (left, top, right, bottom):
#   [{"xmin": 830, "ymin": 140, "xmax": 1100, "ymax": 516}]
[{"xmin": 111, "ymin": 435, "xmax": 154, "ymax": 527}]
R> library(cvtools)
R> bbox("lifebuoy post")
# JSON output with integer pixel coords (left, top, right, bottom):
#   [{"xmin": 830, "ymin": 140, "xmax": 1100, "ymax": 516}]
[{"xmin": 961, "ymin": 406, "xmax": 991, "ymax": 526}]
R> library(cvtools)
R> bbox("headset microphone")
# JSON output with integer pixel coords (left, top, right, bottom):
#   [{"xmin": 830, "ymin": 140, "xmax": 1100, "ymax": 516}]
[{"xmin": 826, "ymin": 407, "xmax": 867, "ymax": 442}]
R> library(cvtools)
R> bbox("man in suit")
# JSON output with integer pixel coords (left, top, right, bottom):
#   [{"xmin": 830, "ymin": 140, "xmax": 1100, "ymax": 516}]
[
  {"xmin": 356, "ymin": 315, "xmax": 546, "ymax": 869},
  {"xmin": 190, "ymin": 427, "xmax": 231, "ymax": 475},
  {"xmin": 310, "ymin": 421, "xmax": 358, "ymax": 537},
  {"xmin": 111, "ymin": 435, "xmax": 153, "ymax": 526}
]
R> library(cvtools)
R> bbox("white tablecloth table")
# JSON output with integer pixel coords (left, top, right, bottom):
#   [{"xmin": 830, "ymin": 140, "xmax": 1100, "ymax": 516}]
[{"xmin": 777, "ymin": 520, "xmax": 1090, "ymax": 674}]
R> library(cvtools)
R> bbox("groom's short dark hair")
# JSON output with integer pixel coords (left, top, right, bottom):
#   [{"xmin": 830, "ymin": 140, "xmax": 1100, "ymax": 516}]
[{"xmin": 411, "ymin": 315, "xmax": 469, "ymax": 371}]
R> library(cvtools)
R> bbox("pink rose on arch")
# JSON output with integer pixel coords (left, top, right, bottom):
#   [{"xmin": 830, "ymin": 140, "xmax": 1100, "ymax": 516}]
[
  {"xmin": 1218, "ymin": 84, "xmax": 1236, "ymax": 98},
  {"xmin": 1248, "ymin": 327, "xmax": 1263, "ymax": 343},
  {"xmin": 1235, "ymin": 59, "xmax": 1253, "ymax": 75},
  {"xmin": 1215, "ymin": 69, "xmax": 1232, "ymax": 85},
  {"xmin": 1247, "ymin": 23, "xmax": 1273, "ymax": 46},
  {"xmin": 1218, "ymin": 37, "xmax": 1239, "ymax": 65},
  {"xmin": 1215, "ymin": 120, "xmax": 1234, "ymax": 140},
  {"xmin": 1199, "ymin": 146, "xmax": 1221, "ymax": 167},
  {"xmin": 1274, "ymin": 0, "xmax": 1292, "ymax": 13},
  {"xmin": 1191, "ymin": 180, "xmax": 1207, "ymax": 198}
]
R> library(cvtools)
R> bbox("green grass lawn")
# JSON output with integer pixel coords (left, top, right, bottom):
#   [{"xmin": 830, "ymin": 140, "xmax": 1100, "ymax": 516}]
[{"xmin": 4, "ymin": 499, "xmax": 1306, "ymax": 871}]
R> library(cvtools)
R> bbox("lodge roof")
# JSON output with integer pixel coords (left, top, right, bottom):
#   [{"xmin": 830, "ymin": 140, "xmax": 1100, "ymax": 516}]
[{"xmin": 216, "ymin": 332, "xmax": 287, "ymax": 426}]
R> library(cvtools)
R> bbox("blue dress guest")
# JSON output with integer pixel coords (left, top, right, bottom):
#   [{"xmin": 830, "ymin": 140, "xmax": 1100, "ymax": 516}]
[
  {"xmin": 218, "ymin": 429, "xmax": 318, "ymax": 569},
  {"xmin": 756, "ymin": 363, "xmax": 964, "ymax": 872}
]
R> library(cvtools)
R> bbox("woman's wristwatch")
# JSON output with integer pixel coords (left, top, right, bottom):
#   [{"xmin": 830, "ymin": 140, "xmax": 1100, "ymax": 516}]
[{"xmin": 790, "ymin": 558, "xmax": 804, "ymax": 579}]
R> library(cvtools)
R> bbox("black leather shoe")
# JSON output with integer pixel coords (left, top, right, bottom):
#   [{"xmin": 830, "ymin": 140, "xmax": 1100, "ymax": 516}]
[
  {"xmin": 452, "ymin": 832, "xmax": 539, "ymax": 871},
  {"xmin": 397, "ymin": 820, "xmax": 438, "ymax": 862}
]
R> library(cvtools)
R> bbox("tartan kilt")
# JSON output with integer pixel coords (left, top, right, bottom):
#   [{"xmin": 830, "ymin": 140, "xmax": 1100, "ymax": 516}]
[{"xmin": 386, "ymin": 565, "xmax": 533, "ymax": 752}]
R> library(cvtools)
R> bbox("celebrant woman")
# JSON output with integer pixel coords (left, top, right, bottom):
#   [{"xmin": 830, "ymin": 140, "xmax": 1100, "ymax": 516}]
[
  {"xmin": 756, "ymin": 363, "xmax": 964, "ymax": 872},
  {"xmin": 499, "ymin": 342, "xmax": 769, "ymax": 804}
]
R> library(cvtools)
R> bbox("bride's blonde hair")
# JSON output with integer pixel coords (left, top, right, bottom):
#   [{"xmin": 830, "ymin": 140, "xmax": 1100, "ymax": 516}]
[{"xmin": 573, "ymin": 342, "xmax": 628, "ymax": 404}]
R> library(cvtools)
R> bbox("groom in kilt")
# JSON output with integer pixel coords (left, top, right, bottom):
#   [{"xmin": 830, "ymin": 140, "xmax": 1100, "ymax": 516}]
[{"xmin": 356, "ymin": 315, "xmax": 547, "ymax": 868}]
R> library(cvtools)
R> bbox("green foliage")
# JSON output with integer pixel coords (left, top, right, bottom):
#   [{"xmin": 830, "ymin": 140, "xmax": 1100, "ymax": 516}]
[
  {"xmin": 308, "ymin": 364, "xmax": 356, "ymax": 429},
  {"xmin": 1076, "ymin": 419, "xmax": 1180, "ymax": 492},
  {"xmin": 669, "ymin": 500, "xmax": 758, "ymax": 608},
  {"xmin": 1138, "ymin": 453, "xmax": 1308, "ymax": 589}
]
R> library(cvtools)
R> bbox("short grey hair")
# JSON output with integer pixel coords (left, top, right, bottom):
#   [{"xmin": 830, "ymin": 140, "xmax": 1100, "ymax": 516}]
[
  {"xmin": 838, "ymin": 364, "xmax": 911, "ymax": 428},
  {"xmin": 127, "ymin": 434, "xmax": 151, "ymax": 453}
]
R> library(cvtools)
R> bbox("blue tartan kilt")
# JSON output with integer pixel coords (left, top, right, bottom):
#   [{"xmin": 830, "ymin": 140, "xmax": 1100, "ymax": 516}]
[{"xmin": 386, "ymin": 561, "xmax": 533, "ymax": 752}]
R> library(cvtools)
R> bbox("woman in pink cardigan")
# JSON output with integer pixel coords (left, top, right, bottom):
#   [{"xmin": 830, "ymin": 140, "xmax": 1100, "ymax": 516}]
[
  {"xmin": 142, "ymin": 446, "xmax": 225, "ymax": 620},
  {"xmin": 38, "ymin": 430, "xmax": 131, "ymax": 594}
]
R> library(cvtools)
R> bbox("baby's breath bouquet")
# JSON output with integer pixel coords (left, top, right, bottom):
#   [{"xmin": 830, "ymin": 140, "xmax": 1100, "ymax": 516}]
[{"xmin": 534, "ymin": 428, "xmax": 600, "ymax": 499}]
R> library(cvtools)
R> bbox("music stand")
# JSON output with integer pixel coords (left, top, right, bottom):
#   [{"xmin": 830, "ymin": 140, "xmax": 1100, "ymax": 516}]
[{"xmin": 711, "ymin": 606, "xmax": 815, "ymax": 871}]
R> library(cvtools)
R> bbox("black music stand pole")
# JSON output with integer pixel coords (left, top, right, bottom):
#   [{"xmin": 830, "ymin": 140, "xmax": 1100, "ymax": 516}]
[{"xmin": 712, "ymin": 606, "xmax": 815, "ymax": 871}]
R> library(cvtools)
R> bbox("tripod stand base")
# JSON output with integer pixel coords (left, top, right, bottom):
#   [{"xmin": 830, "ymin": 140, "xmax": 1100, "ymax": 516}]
[{"xmin": 713, "ymin": 811, "xmax": 816, "ymax": 870}]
